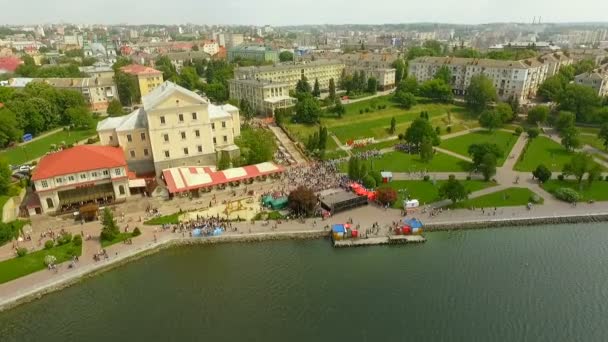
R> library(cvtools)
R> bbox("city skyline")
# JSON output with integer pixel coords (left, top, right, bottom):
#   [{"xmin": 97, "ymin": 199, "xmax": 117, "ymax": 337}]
[{"xmin": 3, "ymin": 0, "xmax": 608, "ymax": 26}]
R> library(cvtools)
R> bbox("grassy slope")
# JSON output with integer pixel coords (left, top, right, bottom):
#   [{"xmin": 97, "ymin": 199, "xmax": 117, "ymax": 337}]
[
  {"xmin": 514, "ymin": 136, "xmax": 574, "ymax": 172},
  {"xmin": 340, "ymin": 151, "xmax": 472, "ymax": 173},
  {"xmin": 543, "ymin": 180, "xmax": 608, "ymax": 201},
  {"xmin": 452, "ymin": 188, "xmax": 543, "ymax": 209},
  {"xmin": 385, "ymin": 180, "xmax": 494, "ymax": 208},
  {"xmin": 440, "ymin": 130, "xmax": 518, "ymax": 166}
]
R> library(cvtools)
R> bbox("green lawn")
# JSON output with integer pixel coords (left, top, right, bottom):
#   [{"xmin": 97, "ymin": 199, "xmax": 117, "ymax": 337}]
[
  {"xmin": 440, "ymin": 130, "xmax": 518, "ymax": 166},
  {"xmin": 543, "ymin": 180, "xmax": 608, "ymax": 201},
  {"xmin": 0, "ymin": 184, "xmax": 22, "ymax": 214},
  {"xmin": 101, "ymin": 232, "xmax": 136, "ymax": 248},
  {"xmin": 577, "ymin": 126, "xmax": 600, "ymax": 135},
  {"xmin": 0, "ymin": 128, "xmax": 98, "ymax": 165},
  {"xmin": 580, "ymin": 134, "xmax": 606, "ymax": 151},
  {"xmin": 452, "ymin": 188, "xmax": 543, "ymax": 209},
  {"xmin": 340, "ymin": 151, "xmax": 472, "ymax": 173},
  {"xmin": 385, "ymin": 180, "xmax": 494, "ymax": 208},
  {"xmin": 352, "ymin": 139, "xmax": 399, "ymax": 152},
  {"xmin": 514, "ymin": 136, "xmax": 574, "ymax": 172},
  {"xmin": 321, "ymin": 149, "xmax": 349, "ymax": 161},
  {"xmin": 144, "ymin": 212, "xmax": 181, "ymax": 225},
  {"xmin": 0, "ymin": 242, "xmax": 82, "ymax": 284}
]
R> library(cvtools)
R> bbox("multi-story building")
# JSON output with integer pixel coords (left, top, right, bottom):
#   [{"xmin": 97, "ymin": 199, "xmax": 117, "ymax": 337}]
[
  {"xmin": 83, "ymin": 42, "xmax": 117, "ymax": 64},
  {"xmin": 233, "ymin": 60, "xmax": 345, "ymax": 92},
  {"xmin": 163, "ymin": 51, "xmax": 211, "ymax": 72},
  {"xmin": 97, "ymin": 81, "xmax": 241, "ymax": 175},
  {"xmin": 228, "ymin": 79, "xmax": 296, "ymax": 116},
  {"xmin": 225, "ymin": 33, "xmax": 244, "ymax": 49},
  {"xmin": 201, "ymin": 40, "xmax": 219, "ymax": 56},
  {"xmin": 574, "ymin": 64, "xmax": 608, "ymax": 98},
  {"xmin": 79, "ymin": 63, "xmax": 115, "ymax": 81},
  {"xmin": 408, "ymin": 53, "xmax": 574, "ymax": 102},
  {"xmin": 8, "ymin": 77, "xmax": 118, "ymax": 111},
  {"xmin": 120, "ymin": 64, "xmax": 164, "ymax": 97},
  {"xmin": 30, "ymin": 145, "xmax": 131, "ymax": 214},
  {"xmin": 227, "ymin": 45, "xmax": 279, "ymax": 63}
]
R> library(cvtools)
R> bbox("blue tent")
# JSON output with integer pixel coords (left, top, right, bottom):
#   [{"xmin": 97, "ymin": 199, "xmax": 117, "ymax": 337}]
[
  {"xmin": 213, "ymin": 227, "xmax": 223, "ymax": 236},
  {"xmin": 332, "ymin": 224, "xmax": 345, "ymax": 233},
  {"xmin": 403, "ymin": 218, "xmax": 423, "ymax": 229}
]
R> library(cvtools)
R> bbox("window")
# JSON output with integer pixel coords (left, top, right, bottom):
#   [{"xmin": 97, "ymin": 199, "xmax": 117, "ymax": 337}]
[
  {"xmin": 192, "ymin": 112, "xmax": 197, "ymax": 120},
  {"xmin": 92, "ymin": 172, "xmax": 98, "ymax": 178},
  {"xmin": 130, "ymin": 150, "xmax": 136, "ymax": 158},
  {"xmin": 56, "ymin": 178, "xmax": 63, "ymax": 183},
  {"xmin": 68, "ymin": 176, "xmax": 75, "ymax": 181},
  {"xmin": 178, "ymin": 113, "xmax": 184, "ymax": 122},
  {"xmin": 163, "ymin": 134, "xmax": 169, "ymax": 142},
  {"xmin": 127, "ymin": 134, "xmax": 132, "ymax": 142},
  {"xmin": 140, "ymin": 132, "xmax": 146, "ymax": 141},
  {"xmin": 197, "ymin": 145, "xmax": 203, "ymax": 153},
  {"xmin": 222, "ymin": 121, "xmax": 226, "ymax": 128},
  {"xmin": 109, "ymin": 136, "xmax": 113, "ymax": 142},
  {"xmin": 115, "ymin": 168, "xmax": 121, "ymax": 176},
  {"xmin": 46, "ymin": 198, "xmax": 54, "ymax": 209},
  {"xmin": 80, "ymin": 174, "xmax": 87, "ymax": 180},
  {"xmin": 223, "ymin": 135, "xmax": 228, "ymax": 143},
  {"xmin": 103, "ymin": 170, "xmax": 109, "ymax": 176},
  {"xmin": 213, "ymin": 137, "xmax": 217, "ymax": 144},
  {"xmin": 41, "ymin": 180, "xmax": 48, "ymax": 188},
  {"xmin": 119, "ymin": 185, "xmax": 125, "ymax": 195},
  {"xmin": 160, "ymin": 116, "xmax": 166, "ymax": 124},
  {"xmin": 183, "ymin": 147, "xmax": 189, "ymax": 155},
  {"xmin": 164, "ymin": 150, "xmax": 170, "ymax": 158},
  {"xmin": 211, "ymin": 123, "xmax": 215, "ymax": 130},
  {"xmin": 144, "ymin": 148, "xmax": 149, "ymax": 156},
  {"xmin": 181, "ymin": 132, "xmax": 186, "ymax": 140},
  {"xmin": 195, "ymin": 130, "xmax": 200, "ymax": 137}
]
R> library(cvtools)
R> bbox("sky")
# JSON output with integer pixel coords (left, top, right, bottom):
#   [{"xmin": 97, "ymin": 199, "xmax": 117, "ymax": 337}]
[{"xmin": 1, "ymin": 0, "xmax": 608, "ymax": 26}]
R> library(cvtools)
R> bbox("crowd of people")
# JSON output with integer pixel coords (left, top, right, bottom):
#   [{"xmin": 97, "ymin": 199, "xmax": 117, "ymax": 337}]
[
  {"xmin": 284, "ymin": 161, "xmax": 343, "ymax": 192},
  {"xmin": 353, "ymin": 149, "xmax": 381, "ymax": 160}
]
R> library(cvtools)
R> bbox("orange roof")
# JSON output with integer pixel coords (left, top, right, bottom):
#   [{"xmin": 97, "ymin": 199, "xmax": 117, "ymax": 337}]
[
  {"xmin": 120, "ymin": 64, "xmax": 162, "ymax": 76},
  {"xmin": 32, "ymin": 146, "xmax": 127, "ymax": 181}
]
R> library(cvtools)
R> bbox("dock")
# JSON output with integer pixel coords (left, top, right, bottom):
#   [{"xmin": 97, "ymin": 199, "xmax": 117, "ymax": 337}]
[{"xmin": 332, "ymin": 235, "xmax": 426, "ymax": 248}]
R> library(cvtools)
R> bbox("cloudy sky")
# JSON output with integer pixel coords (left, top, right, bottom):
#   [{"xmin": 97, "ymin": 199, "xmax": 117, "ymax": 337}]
[{"xmin": 2, "ymin": 0, "xmax": 608, "ymax": 25}]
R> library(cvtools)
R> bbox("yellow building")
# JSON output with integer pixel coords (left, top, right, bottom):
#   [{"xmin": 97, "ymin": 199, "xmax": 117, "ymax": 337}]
[{"xmin": 120, "ymin": 64, "xmax": 164, "ymax": 97}]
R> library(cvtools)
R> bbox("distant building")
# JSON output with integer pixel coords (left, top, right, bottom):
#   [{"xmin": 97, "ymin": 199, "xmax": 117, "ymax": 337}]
[
  {"xmin": 227, "ymin": 45, "xmax": 279, "ymax": 63},
  {"xmin": 574, "ymin": 64, "xmax": 608, "ymax": 98},
  {"xmin": 163, "ymin": 51, "xmax": 211, "ymax": 72},
  {"xmin": 0, "ymin": 56, "xmax": 23, "ymax": 74},
  {"xmin": 201, "ymin": 40, "xmax": 219, "ymax": 55},
  {"xmin": 97, "ymin": 81, "xmax": 241, "ymax": 175},
  {"xmin": 228, "ymin": 79, "xmax": 296, "ymax": 116},
  {"xmin": 30, "ymin": 145, "xmax": 131, "ymax": 215},
  {"xmin": 83, "ymin": 42, "xmax": 117, "ymax": 64},
  {"xmin": 120, "ymin": 64, "xmax": 164, "ymax": 97},
  {"xmin": 79, "ymin": 63, "xmax": 114, "ymax": 81}
]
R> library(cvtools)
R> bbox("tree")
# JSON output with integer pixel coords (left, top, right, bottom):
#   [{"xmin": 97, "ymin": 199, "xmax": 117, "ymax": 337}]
[
  {"xmin": 155, "ymin": 56, "xmax": 178, "ymax": 81},
  {"xmin": 362, "ymin": 175, "xmax": 376, "ymax": 189},
  {"xmin": 217, "ymin": 151, "xmax": 231, "ymax": 170},
  {"xmin": 478, "ymin": 110, "xmax": 503, "ymax": 131},
  {"xmin": 598, "ymin": 123, "xmax": 608, "ymax": 150},
  {"xmin": 312, "ymin": 78, "xmax": 321, "ymax": 97},
  {"xmin": 478, "ymin": 153, "xmax": 497, "ymax": 181},
  {"xmin": 495, "ymin": 102, "xmax": 514, "ymax": 123},
  {"xmin": 397, "ymin": 76, "xmax": 418, "ymax": 94},
  {"xmin": 465, "ymin": 75, "xmax": 496, "ymax": 114},
  {"xmin": 439, "ymin": 175, "xmax": 468, "ymax": 204},
  {"xmin": 333, "ymin": 99, "xmax": 345, "ymax": 118},
  {"xmin": 348, "ymin": 156, "xmax": 367, "ymax": 181},
  {"xmin": 389, "ymin": 117, "xmax": 396, "ymax": 134},
  {"xmin": 318, "ymin": 126, "xmax": 328, "ymax": 150},
  {"xmin": 294, "ymin": 94, "xmax": 321, "ymax": 124},
  {"xmin": 67, "ymin": 107, "xmax": 94, "ymax": 129},
  {"xmin": 295, "ymin": 75, "xmax": 312, "ymax": 96},
  {"xmin": 468, "ymin": 143, "xmax": 503, "ymax": 169},
  {"xmin": 115, "ymin": 71, "xmax": 140, "ymax": 106},
  {"xmin": 376, "ymin": 186, "xmax": 398, "ymax": 205},
  {"xmin": 560, "ymin": 126, "xmax": 581, "ymax": 151},
  {"xmin": 367, "ymin": 77, "xmax": 378, "ymax": 94},
  {"xmin": 533, "ymin": 164, "xmax": 552, "ymax": 183},
  {"xmin": 0, "ymin": 159, "xmax": 12, "ymax": 195},
  {"xmin": 434, "ymin": 65, "xmax": 452, "ymax": 84},
  {"xmin": 527, "ymin": 105, "xmax": 549, "ymax": 125},
  {"xmin": 563, "ymin": 153, "xmax": 595, "ymax": 184},
  {"xmin": 405, "ymin": 118, "xmax": 440, "ymax": 147},
  {"xmin": 106, "ymin": 99, "xmax": 124, "ymax": 116},
  {"xmin": 526, "ymin": 127, "xmax": 540, "ymax": 139},
  {"xmin": 288, "ymin": 186, "xmax": 317, "ymax": 216},
  {"xmin": 557, "ymin": 84, "xmax": 601, "ymax": 122},
  {"xmin": 394, "ymin": 90, "xmax": 416, "ymax": 109},
  {"xmin": 191, "ymin": 44, "xmax": 199, "ymax": 51},
  {"xmin": 234, "ymin": 128, "xmax": 278, "ymax": 165},
  {"xmin": 538, "ymin": 74, "xmax": 568, "ymax": 101},
  {"xmin": 0, "ymin": 108, "xmax": 23, "ymax": 148},
  {"xmin": 555, "ymin": 111, "xmax": 576, "ymax": 133},
  {"xmin": 279, "ymin": 51, "xmax": 294, "ymax": 62},
  {"xmin": 239, "ymin": 98, "xmax": 255, "ymax": 122},
  {"xmin": 392, "ymin": 59, "xmax": 406, "ymax": 85},
  {"xmin": 100, "ymin": 208, "xmax": 119, "ymax": 242},
  {"xmin": 176, "ymin": 66, "xmax": 200, "ymax": 90},
  {"xmin": 419, "ymin": 137, "xmax": 434, "ymax": 163},
  {"xmin": 328, "ymin": 78, "xmax": 336, "ymax": 100},
  {"xmin": 418, "ymin": 79, "xmax": 453, "ymax": 102}
]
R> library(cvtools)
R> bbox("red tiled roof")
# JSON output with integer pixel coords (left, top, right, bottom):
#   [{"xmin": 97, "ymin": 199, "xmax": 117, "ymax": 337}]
[
  {"xmin": 120, "ymin": 64, "xmax": 162, "ymax": 76},
  {"xmin": 0, "ymin": 57, "xmax": 23, "ymax": 72},
  {"xmin": 0, "ymin": 102, "xmax": 4, "ymax": 108},
  {"xmin": 32, "ymin": 145, "xmax": 127, "ymax": 181}
]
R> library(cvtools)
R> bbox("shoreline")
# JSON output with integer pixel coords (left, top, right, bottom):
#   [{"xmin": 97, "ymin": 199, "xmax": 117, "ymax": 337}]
[{"xmin": 2, "ymin": 212, "xmax": 608, "ymax": 312}]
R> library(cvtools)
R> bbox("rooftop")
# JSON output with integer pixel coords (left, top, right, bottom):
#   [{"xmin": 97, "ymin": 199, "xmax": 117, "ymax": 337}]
[
  {"xmin": 142, "ymin": 80, "xmax": 208, "ymax": 109},
  {"xmin": 235, "ymin": 60, "xmax": 345, "ymax": 73},
  {"xmin": 120, "ymin": 64, "xmax": 162, "ymax": 76},
  {"xmin": 228, "ymin": 44, "xmax": 276, "ymax": 53},
  {"xmin": 0, "ymin": 56, "xmax": 23, "ymax": 73},
  {"xmin": 97, "ymin": 108, "xmax": 148, "ymax": 132},
  {"xmin": 32, "ymin": 145, "xmax": 127, "ymax": 181}
]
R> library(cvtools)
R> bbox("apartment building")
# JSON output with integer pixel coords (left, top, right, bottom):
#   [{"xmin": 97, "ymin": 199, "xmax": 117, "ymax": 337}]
[
  {"xmin": 97, "ymin": 81, "xmax": 241, "ymax": 175},
  {"xmin": 574, "ymin": 64, "xmax": 608, "ymax": 97},
  {"xmin": 120, "ymin": 64, "xmax": 164, "ymax": 97},
  {"xmin": 227, "ymin": 45, "xmax": 279, "ymax": 63},
  {"xmin": 228, "ymin": 79, "xmax": 296, "ymax": 116},
  {"xmin": 233, "ymin": 60, "xmax": 346, "ymax": 92},
  {"xmin": 79, "ymin": 63, "xmax": 115, "ymax": 81},
  {"xmin": 163, "ymin": 51, "xmax": 211, "ymax": 72},
  {"xmin": 408, "ymin": 53, "xmax": 574, "ymax": 102},
  {"xmin": 8, "ymin": 77, "xmax": 118, "ymax": 111},
  {"xmin": 201, "ymin": 40, "xmax": 219, "ymax": 56}
]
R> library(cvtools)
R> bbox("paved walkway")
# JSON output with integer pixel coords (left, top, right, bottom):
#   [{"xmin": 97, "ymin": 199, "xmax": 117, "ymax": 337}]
[
  {"xmin": 434, "ymin": 147, "xmax": 473, "ymax": 162},
  {"xmin": 268, "ymin": 124, "xmax": 308, "ymax": 165},
  {"xmin": 330, "ymin": 134, "xmax": 352, "ymax": 156},
  {"xmin": 340, "ymin": 89, "xmax": 395, "ymax": 105}
]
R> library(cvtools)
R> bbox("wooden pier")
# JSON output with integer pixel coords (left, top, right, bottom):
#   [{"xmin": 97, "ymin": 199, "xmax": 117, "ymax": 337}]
[{"xmin": 332, "ymin": 235, "xmax": 426, "ymax": 248}]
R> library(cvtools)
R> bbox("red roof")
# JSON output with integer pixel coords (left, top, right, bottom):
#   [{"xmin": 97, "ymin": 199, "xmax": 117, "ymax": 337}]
[
  {"xmin": 120, "ymin": 64, "xmax": 162, "ymax": 76},
  {"xmin": 32, "ymin": 146, "xmax": 127, "ymax": 181},
  {"xmin": 0, "ymin": 102, "xmax": 4, "ymax": 109},
  {"xmin": 0, "ymin": 57, "xmax": 23, "ymax": 72}
]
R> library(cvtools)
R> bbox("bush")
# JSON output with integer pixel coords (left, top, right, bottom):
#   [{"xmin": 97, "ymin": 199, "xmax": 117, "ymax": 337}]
[
  {"xmin": 56, "ymin": 232, "xmax": 73, "ymax": 246},
  {"xmin": 557, "ymin": 174, "xmax": 565, "ymax": 181},
  {"xmin": 30, "ymin": 160, "xmax": 38, "ymax": 166},
  {"xmin": 423, "ymin": 175, "xmax": 430, "ymax": 181},
  {"xmin": 365, "ymin": 108, "xmax": 371, "ymax": 113},
  {"xmin": 515, "ymin": 127, "xmax": 523, "ymax": 136},
  {"xmin": 16, "ymin": 247, "xmax": 27, "ymax": 257},
  {"xmin": 44, "ymin": 240, "xmax": 55, "ymax": 250},
  {"xmin": 362, "ymin": 175, "xmax": 376, "ymax": 189},
  {"xmin": 66, "ymin": 246, "xmax": 78, "ymax": 257},
  {"xmin": 359, "ymin": 109, "xmax": 364, "ymax": 114},
  {"xmin": 529, "ymin": 195, "xmax": 542, "ymax": 204},
  {"xmin": 397, "ymin": 133, "xmax": 404, "ymax": 140},
  {"xmin": 554, "ymin": 188, "xmax": 581, "ymax": 203},
  {"xmin": 466, "ymin": 176, "xmax": 471, "ymax": 181},
  {"xmin": 435, "ymin": 126, "xmax": 441, "ymax": 135},
  {"xmin": 132, "ymin": 227, "xmax": 142, "ymax": 237},
  {"xmin": 446, "ymin": 126, "xmax": 452, "ymax": 133},
  {"xmin": 72, "ymin": 234, "xmax": 82, "ymax": 246},
  {"xmin": 44, "ymin": 255, "xmax": 57, "ymax": 266}
]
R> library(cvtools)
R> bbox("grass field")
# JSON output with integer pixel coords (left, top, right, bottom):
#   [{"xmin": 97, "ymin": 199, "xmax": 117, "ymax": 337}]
[
  {"xmin": 0, "ymin": 242, "xmax": 82, "ymax": 284},
  {"xmin": 144, "ymin": 212, "xmax": 181, "ymax": 225},
  {"xmin": 101, "ymin": 232, "xmax": 136, "ymax": 248},
  {"xmin": 580, "ymin": 134, "xmax": 606, "ymax": 151},
  {"xmin": 385, "ymin": 180, "xmax": 494, "ymax": 208},
  {"xmin": 543, "ymin": 180, "xmax": 608, "ymax": 201},
  {"xmin": 340, "ymin": 151, "xmax": 472, "ymax": 173},
  {"xmin": 514, "ymin": 136, "xmax": 574, "ymax": 172},
  {"xmin": 0, "ymin": 127, "xmax": 98, "ymax": 165},
  {"xmin": 321, "ymin": 149, "xmax": 349, "ymax": 161},
  {"xmin": 351, "ymin": 139, "xmax": 400, "ymax": 152},
  {"xmin": 440, "ymin": 130, "xmax": 518, "ymax": 166},
  {"xmin": 451, "ymin": 187, "xmax": 543, "ymax": 209}
]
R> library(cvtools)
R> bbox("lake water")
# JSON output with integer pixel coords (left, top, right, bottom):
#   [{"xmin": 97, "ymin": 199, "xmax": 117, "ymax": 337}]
[{"xmin": 1, "ymin": 223, "xmax": 608, "ymax": 341}]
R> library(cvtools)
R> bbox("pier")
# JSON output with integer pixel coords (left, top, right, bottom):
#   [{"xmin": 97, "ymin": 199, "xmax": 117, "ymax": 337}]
[{"xmin": 332, "ymin": 235, "xmax": 426, "ymax": 247}]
